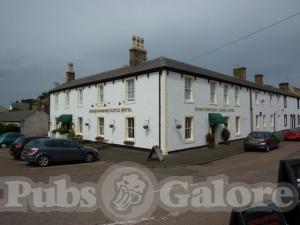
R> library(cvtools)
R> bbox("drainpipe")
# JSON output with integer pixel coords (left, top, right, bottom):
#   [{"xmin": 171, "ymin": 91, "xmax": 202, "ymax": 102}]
[{"xmin": 250, "ymin": 89, "xmax": 253, "ymax": 132}]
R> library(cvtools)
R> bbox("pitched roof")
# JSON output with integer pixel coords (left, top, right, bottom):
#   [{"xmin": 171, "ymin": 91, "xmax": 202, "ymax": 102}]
[
  {"xmin": 10, "ymin": 102, "xmax": 30, "ymax": 111},
  {"xmin": 0, "ymin": 110, "xmax": 36, "ymax": 122},
  {"xmin": 50, "ymin": 57, "xmax": 299, "ymax": 98}
]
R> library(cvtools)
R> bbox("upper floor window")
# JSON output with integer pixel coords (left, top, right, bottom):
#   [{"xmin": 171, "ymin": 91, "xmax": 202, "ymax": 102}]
[
  {"xmin": 271, "ymin": 115, "xmax": 274, "ymax": 127},
  {"xmin": 284, "ymin": 96, "xmax": 287, "ymax": 108},
  {"xmin": 270, "ymin": 94, "xmax": 273, "ymax": 106},
  {"xmin": 223, "ymin": 85, "xmax": 229, "ymax": 105},
  {"xmin": 77, "ymin": 88, "xmax": 83, "ymax": 106},
  {"xmin": 255, "ymin": 92, "xmax": 259, "ymax": 105},
  {"xmin": 210, "ymin": 82, "xmax": 217, "ymax": 104},
  {"xmin": 126, "ymin": 78, "xmax": 135, "ymax": 102},
  {"xmin": 256, "ymin": 115, "xmax": 260, "ymax": 129},
  {"xmin": 54, "ymin": 93, "xmax": 59, "ymax": 109},
  {"xmin": 97, "ymin": 84, "xmax": 104, "ymax": 104},
  {"xmin": 298, "ymin": 115, "xmax": 300, "ymax": 126},
  {"xmin": 277, "ymin": 95, "xmax": 280, "ymax": 105},
  {"xmin": 234, "ymin": 87, "xmax": 240, "ymax": 106},
  {"xmin": 298, "ymin": 99, "xmax": 300, "ymax": 109},
  {"xmin": 184, "ymin": 76, "xmax": 193, "ymax": 102},
  {"xmin": 65, "ymin": 91, "xmax": 70, "ymax": 108}
]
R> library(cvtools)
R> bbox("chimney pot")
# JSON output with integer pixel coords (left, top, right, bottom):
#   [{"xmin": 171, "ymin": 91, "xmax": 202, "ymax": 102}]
[
  {"xmin": 254, "ymin": 74, "xmax": 264, "ymax": 85},
  {"xmin": 129, "ymin": 35, "xmax": 147, "ymax": 66},
  {"xmin": 233, "ymin": 67, "xmax": 246, "ymax": 80}
]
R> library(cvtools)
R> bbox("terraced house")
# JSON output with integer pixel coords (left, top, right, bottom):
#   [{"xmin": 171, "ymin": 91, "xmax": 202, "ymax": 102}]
[{"xmin": 49, "ymin": 36, "xmax": 300, "ymax": 154}]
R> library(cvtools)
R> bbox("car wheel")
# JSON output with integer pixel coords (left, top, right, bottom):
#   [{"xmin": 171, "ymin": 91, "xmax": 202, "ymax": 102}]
[
  {"xmin": 36, "ymin": 155, "xmax": 50, "ymax": 167},
  {"xmin": 265, "ymin": 145, "xmax": 270, "ymax": 152},
  {"xmin": 84, "ymin": 152, "xmax": 95, "ymax": 163},
  {"xmin": 1, "ymin": 143, "xmax": 6, "ymax": 148}
]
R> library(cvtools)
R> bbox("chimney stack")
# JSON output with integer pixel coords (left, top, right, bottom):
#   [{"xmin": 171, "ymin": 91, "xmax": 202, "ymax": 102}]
[
  {"xmin": 129, "ymin": 35, "xmax": 147, "ymax": 66},
  {"xmin": 279, "ymin": 82, "xmax": 289, "ymax": 91},
  {"xmin": 233, "ymin": 67, "xmax": 246, "ymax": 80},
  {"xmin": 66, "ymin": 63, "xmax": 75, "ymax": 82},
  {"xmin": 254, "ymin": 74, "xmax": 264, "ymax": 85}
]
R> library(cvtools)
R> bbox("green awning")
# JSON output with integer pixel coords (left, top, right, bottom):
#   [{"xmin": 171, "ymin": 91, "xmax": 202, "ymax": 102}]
[
  {"xmin": 208, "ymin": 113, "xmax": 225, "ymax": 125},
  {"xmin": 58, "ymin": 114, "xmax": 73, "ymax": 123}
]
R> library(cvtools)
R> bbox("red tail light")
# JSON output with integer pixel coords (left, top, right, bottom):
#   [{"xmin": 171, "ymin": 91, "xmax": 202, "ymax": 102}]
[
  {"xmin": 28, "ymin": 148, "xmax": 38, "ymax": 156},
  {"xmin": 15, "ymin": 143, "xmax": 24, "ymax": 149}
]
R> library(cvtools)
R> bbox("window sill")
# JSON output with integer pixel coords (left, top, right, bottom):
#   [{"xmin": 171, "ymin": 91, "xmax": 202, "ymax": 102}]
[
  {"xmin": 235, "ymin": 134, "xmax": 241, "ymax": 137},
  {"xmin": 184, "ymin": 100, "xmax": 194, "ymax": 104},
  {"xmin": 77, "ymin": 105, "xmax": 83, "ymax": 108},
  {"xmin": 210, "ymin": 103, "xmax": 218, "ymax": 106},
  {"xmin": 124, "ymin": 101, "xmax": 135, "ymax": 105},
  {"xmin": 185, "ymin": 139, "xmax": 194, "ymax": 144},
  {"xmin": 235, "ymin": 104, "xmax": 240, "ymax": 107}
]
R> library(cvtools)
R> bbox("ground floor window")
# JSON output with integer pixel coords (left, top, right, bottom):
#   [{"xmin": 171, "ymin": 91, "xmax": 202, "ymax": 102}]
[
  {"xmin": 270, "ymin": 115, "xmax": 274, "ymax": 128},
  {"xmin": 298, "ymin": 115, "xmax": 300, "ymax": 126},
  {"xmin": 284, "ymin": 114, "xmax": 287, "ymax": 127},
  {"xmin": 78, "ymin": 117, "xmax": 83, "ymax": 134},
  {"xmin": 126, "ymin": 117, "xmax": 135, "ymax": 140},
  {"xmin": 55, "ymin": 117, "xmax": 59, "ymax": 129},
  {"xmin": 185, "ymin": 117, "xmax": 193, "ymax": 141},
  {"xmin": 255, "ymin": 115, "xmax": 260, "ymax": 129},
  {"xmin": 235, "ymin": 116, "xmax": 240, "ymax": 135},
  {"xmin": 98, "ymin": 117, "xmax": 104, "ymax": 136},
  {"xmin": 263, "ymin": 115, "xmax": 267, "ymax": 128}
]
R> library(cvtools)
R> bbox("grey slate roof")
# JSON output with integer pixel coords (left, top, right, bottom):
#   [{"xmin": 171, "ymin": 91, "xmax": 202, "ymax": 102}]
[
  {"xmin": 0, "ymin": 110, "xmax": 36, "ymax": 122},
  {"xmin": 50, "ymin": 57, "xmax": 299, "ymax": 98}
]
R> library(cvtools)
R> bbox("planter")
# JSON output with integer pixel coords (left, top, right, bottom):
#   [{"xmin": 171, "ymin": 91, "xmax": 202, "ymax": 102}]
[
  {"xmin": 123, "ymin": 140, "xmax": 135, "ymax": 145},
  {"xmin": 176, "ymin": 124, "xmax": 182, "ymax": 129},
  {"xmin": 109, "ymin": 124, "xmax": 114, "ymax": 128},
  {"xmin": 95, "ymin": 136, "xmax": 104, "ymax": 142},
  {"xmin": 143, "ymin": 125, "xmax": 149, "ymax": 130},
  {"xmin": 206, "ymin": 132, "xmax": 215, "ymax": 148},
  {"xmin": 222, "ymin": 128, "xmax": 231, "ymax": 145}
]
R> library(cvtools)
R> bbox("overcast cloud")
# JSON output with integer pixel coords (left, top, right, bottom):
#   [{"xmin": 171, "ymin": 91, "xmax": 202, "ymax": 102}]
[{"xmin": 0, "ymin": 0, "xmax": 299, "ymax": 107}]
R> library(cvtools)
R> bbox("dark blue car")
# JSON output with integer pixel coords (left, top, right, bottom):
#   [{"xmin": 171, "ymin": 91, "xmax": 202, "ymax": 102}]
[
  {"xmin": 244, "ymin": 131, "xmax": 279, "ymax": 152},
  {"xmin": 22, "ymin": 138, "xmax": 98, "ymax": 166}
]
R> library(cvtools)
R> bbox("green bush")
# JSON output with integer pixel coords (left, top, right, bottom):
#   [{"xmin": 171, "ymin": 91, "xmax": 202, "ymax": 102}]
[{"xmin": 51, "ymin": 127, "xmax": 69, "ymax": 134}]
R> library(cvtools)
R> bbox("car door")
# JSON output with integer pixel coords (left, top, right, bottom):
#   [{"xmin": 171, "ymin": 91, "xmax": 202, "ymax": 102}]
[
  {"xmin": 61, "ymin": 140, "xmax": 82, "ymax": 161},
  {"xmin": 44, "ymin": 139, "xmax": 65, "ymax": 162}
]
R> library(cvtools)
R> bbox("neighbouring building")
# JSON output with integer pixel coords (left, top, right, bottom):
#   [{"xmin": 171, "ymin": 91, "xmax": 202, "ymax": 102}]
[
  {"xmin": 0, "ymin": 105, "xmax": 8, "ymax": 113},
  {"xmin": 0, "ymin": 110, "xmax": 49, "ymax": 136},
  {"xmin": 49, "ymin": 36, "xmax": 300, "ymax": 154}
]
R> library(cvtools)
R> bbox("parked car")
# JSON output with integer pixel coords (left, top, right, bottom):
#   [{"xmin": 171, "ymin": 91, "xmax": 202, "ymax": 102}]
[
  {"xmin": 284, "ymin": 128, "xmax": 300, "ymax": 141},
  {"xmin": 0, "ymin": 132, "xmax": 23, "ymax": 148},
  {"xmin": 244, "ymin": 131, "xmax": 279, "ymax": 152},
  {"xmin": 9, "ymin": 136, "xmax": 46, "ymax": 159},
  {"xmin": 22, "ymin": 138, "xmax": 98, "ymax": 167}
]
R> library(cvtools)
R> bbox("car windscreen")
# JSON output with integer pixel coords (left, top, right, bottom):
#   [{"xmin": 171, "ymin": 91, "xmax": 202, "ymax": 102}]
[
  {"xmin": 13, "ymin": 137, "xmax": 24, "ymax": 144},
  {"xmin": 248, "ymin": 133, "xmax": 265, "ymax": 139}
]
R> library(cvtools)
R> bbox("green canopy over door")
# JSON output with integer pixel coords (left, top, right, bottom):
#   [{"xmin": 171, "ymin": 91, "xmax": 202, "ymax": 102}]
[
  {"xmin": 208, "ymin": 113, "xmax": 225, "ymax": 125},
  {"xmin": 58, "ymin": 114, "xmax": 73, "ymax": 123}
]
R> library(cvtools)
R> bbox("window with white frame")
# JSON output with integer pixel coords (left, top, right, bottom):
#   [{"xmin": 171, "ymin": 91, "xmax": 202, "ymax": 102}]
[
  {"xmin": 185, "ymin": 117, "xmax": 193, "ymax": 140},
  {"xmin": 210, "ymin": 82, "xmax": 217, "ymax": 104},
  {"xmin": 78, "ymin": 117, "xmax": 83, "ymax": 134},
  {"xmin": 126, "ymin": 117, "xmax": 135, "ymax": 139},
  {"xmin": 255, "ymin": 92, "xmax": 259, "ymax": 105},
  {"xmin": 263, "ymin": 115, "xmax": 267, "ymax": 128},
  {"xmin": 97, "ymin": 84, "xmax": 104, "ymax": 104},
  {"xmin": 78, "ymin": 88, "xmax": 83, "ymax": 106},
  {"xmin": 184, "ymin": 76, "xmax": 193, "ymax": 102},
  {"xmin": 98, "ymin": 117, "xmax": 104, "ymax": 136},
  {"xmin": 270, "ymin": 94, "xmax": 273, "ymax": 106},
  {"xmin": 271, "ymin": 115, "xmax": 274, "ymax": 127},
  {"xmin": 55, "ymin": 117, "xmax": 59, "ymax": 129},
  {"xmin": 65, "ymin": 91, "xmax": 70, "ymax": 108},
  {"xmin": 277, "ymin": 95, "xmax": 280, "ymax": 105},
  {"xmin": 223, "ymin": 85, "xmax": 229, "ymax": 105},
  {"xmin": 256, "ymin": 115, "xmax": 260, "ymax": 129},
  {"xmin": 284, "ymin": 114, "xmax": 287, "ymax": 127},
  {"xmin": 298, "ymin": 115, "xmax": 300, "ymax": 126},
  {"xmin": 54, "ymin": 93, "xmax": 59, "ymax": 109},
  {"xmin": 126, "ymin": 78, "xmax": 135, "ymax": 102},
  {"xmin": 234, "ymin": 87, "xmax": 240, "ymax": 106},
  {"xmin": 298, "ymin": 99, "xmax": 300, "ymax": 109},
  {"xmin": 235, "ymin": 116, "xmax": 240, "ymax": 135},
  {"xmin": 224, "ymin": 117, "xmax": 230, "ymax": 129},
  {"xmin": 284, "ymin": 96, "xmax": 287, "ymax": 108}
]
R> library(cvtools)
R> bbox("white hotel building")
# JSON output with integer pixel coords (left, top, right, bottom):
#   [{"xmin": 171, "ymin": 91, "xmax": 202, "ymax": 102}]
[{"xmin": 49, "ymin": 36, "xmax": 300, "ymax": 155}]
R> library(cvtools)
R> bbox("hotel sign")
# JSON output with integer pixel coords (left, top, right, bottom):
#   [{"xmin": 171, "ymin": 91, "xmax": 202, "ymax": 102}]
[
  {"xmin": 89, "ymin": 107, "xmax": 132, "ymax": 113},
  {"xmin": 195, "ymin": 107, "xmax": 235, "ymax": 113}
]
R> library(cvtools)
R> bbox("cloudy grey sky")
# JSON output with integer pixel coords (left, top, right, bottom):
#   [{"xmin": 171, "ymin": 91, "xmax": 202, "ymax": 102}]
[{"xmin": 0, "ymin": 0, "xmax": 299, "ymax": 108}]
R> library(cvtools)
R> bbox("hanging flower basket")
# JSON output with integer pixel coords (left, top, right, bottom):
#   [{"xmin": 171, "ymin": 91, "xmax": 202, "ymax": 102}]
[
  {"xmin": 109, "ymin": 124, "xmax": 114, "ymax": 128},
  {"xmin": 143, "ymin": 124, "xmax": 149, "ymax": 130},
  {"xmin": 176, "ymin": 124, "xmax": 182, "ymax": 129},
  {"xmin": 123, "ymin": 140, "xmax": 134, "ymax": 145}
]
